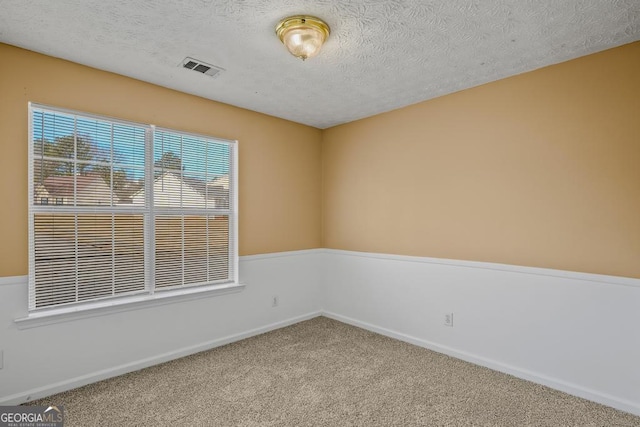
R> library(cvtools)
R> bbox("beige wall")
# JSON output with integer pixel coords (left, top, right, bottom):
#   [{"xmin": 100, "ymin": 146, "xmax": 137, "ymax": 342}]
[
  {"xmin": 0, "ymin": 43, "xmax": 322, "ymax": 277},
  {"xmin": 2, "ymin": 42, "xmax": 639, "ymax": 279},
  {"xmin": 322, "ymin": 42, "xmax": 640, "ymax": 278}
]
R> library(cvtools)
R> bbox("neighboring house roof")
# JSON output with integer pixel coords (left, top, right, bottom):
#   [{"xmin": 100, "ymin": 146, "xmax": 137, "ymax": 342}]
[
  {"xmin": 183, "ymin": 174, "xmax": 229, "ymax": 201},
  {"xmin": 131, "ymin": 172, "xmax": 229, "ymax": 208},
  {"xmin": 207, "ymin": 175, "xmax": 230, "ymax": 209},
  {"xmin": 182, "ymin": 175, "xmax": 210, "ymax": 200},
  {"xmin": 41, "ymin": 173, "xmax": 145, "ymax": 205},
  {"xmin": 208, "ymin": 175, "xmax": 229, "ymax": 190},
  {"xmin": 114, "ymin": 180, "xmax": 144, "ymax": 204},
  {"xmin": 132, "ymin": 173, "xmax": 205, "ymax": 207},
  {"xmin": 132, "ymin": 172, "xmax": 208, "ymax": 198},
  {"xmin": 40, "ymin": 173, "xmax": 229, "ymax": 207},
  {"xmin": 42, "ymin": 173, "xmax": 106, "ymax": 198},
  {"xmin": 34, "ymin": 183, "xmax": 51, "ymax": 200}
]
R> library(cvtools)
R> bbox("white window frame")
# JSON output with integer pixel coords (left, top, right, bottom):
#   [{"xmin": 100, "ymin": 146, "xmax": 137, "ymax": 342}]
[{"xmin": 23, "ymin": 103, "xmax": 241, "ymax": 324}]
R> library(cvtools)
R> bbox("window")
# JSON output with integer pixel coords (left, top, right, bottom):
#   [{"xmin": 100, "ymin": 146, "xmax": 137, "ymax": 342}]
[{"xmin": 28, "ymin": 104, "xmax": 238, "ymax": 311}]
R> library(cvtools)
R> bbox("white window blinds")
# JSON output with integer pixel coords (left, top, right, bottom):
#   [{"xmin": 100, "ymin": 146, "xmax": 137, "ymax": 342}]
[
  {"xmin": 152, "ymin": 129, "xmax": 234, "ymax": 289},
  {"xmin": 28, "ymin": 104, "xmax": 237, "ymax": 311}
]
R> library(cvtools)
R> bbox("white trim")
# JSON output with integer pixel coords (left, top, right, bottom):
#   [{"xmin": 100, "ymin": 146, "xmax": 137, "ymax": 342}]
[
  {"xmin": 30, "ymin": 102, "xmax": 149, "ymax": 128},
  {"xmin": 153, "ymin": 125, "xmax": 236, "ymax": 145},
  {"xmin": 322, "ymin": 311, "xmax": 640, "ymax": 417},
  {"xmin": 0, "ymin": 275, "xmax": 28, "ymax": 286},
  {"xmin": 14, "ymin": 282, "xmax": 245, "ymax": 330},
  {"xmin": 321, "ymin": 249, "xmax": 640, "ymax": 288},
  {"xmin": 232, "ymin": 141, "xmax": 239, "ymax": 283},
  {"xmin": 1, "ymin": 311, "xmax": 322, "ymax": 406},
  {"xmin": 27, "ymin": 102, "xmax": 36, "ymax": 310},
  {"xmin": 240, "ymin": 248, "xmax": 323, "ymax": 262}
]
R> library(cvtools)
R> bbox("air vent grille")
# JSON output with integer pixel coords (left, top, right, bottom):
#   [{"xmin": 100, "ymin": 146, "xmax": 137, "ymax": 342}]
[
  {"xmin": 184, "ymin": 60, "xmax": 198, "ymax": 69},
  {"xmin": 181, "ymin": 57, "xmax": 224, "ymax": 78}
]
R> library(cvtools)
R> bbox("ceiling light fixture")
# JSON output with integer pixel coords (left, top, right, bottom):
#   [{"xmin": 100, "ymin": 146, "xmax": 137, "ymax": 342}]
[{"xmin": 276, "ymin": 15, "xmax": 330, "ymax": 60}]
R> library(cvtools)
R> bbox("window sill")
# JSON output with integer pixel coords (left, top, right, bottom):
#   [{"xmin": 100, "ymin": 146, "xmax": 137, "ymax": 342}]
[{"xmin": 14, "ymin": 282, "xmax": 245, "ymax": 330}]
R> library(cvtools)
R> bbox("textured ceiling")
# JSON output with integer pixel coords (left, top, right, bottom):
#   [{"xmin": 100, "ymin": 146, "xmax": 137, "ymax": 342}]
[{"xmin": 1, "ymin": 1, "xmax": 639, "ymax": 129}]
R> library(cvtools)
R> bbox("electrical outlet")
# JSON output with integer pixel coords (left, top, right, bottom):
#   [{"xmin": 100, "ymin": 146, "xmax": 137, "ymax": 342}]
[
  {"xmin": 272, "ymin": 296, "xmax": 279, "ymax": 307},
  {"xmin": 444, "ymin": 313, "xmax": 454, "ymax": 327}
]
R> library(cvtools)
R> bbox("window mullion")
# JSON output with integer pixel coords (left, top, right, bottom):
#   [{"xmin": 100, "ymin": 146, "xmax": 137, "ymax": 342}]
[
  {"xmin": 206, "ymin": 215, "xmax": 210, "ymax": 283},
  {"xmin": 73, "ymin": 116, "xmax": 78, "ymax": 207},
  {"xmin": 74, "ymin": 213, "xmax": 79, "ymax": 304},
  {"xmin": 146, "ymin": 126, "xmax": 156, "ymax": 295},
  {"xmin": 111, "ymin": 123, "xmax": 116, "ymax": 298},
  {"xmin": 180, "ymin": 134, "xmax": 185, "ymax": 287},
  {"xmin": 111, "ymin": 214, "xmax": 116, "ymax": 297},
  {"xmin": 153, "ymin": 208, "xmax": 230, "ymax": 216},
  {"xmin": 231, "ymin": 142, "xmax": 239, "ymax": 283},
  {"xmin": 110, "ymin": 123, "xmax": 114, "ymax": 206},
  {"xmin": 181, "ymin": 215, "xmax": 185, "ymax": 287},
  {"xmin": 73, "ymin": 115, "xmax": 79, "ymax": 304}
]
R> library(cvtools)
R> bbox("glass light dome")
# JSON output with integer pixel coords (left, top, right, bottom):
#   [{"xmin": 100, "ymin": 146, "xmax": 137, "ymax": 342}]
[{"xmin": 276, "ymin": 16, "xmax": 330, "ymax": 60}]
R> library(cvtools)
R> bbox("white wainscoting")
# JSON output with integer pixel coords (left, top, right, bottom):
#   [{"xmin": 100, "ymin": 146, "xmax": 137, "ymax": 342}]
[
  {"xmin": 320, "ymin": 249, "xmax": 640, "ymax": 416},
  {"xmin": 2, "ymin": 248, "xmax": 639, "ymax": 416},
  {"xmin": 0, "ymin": 249, "xmax": 322, "ymax": 405}
]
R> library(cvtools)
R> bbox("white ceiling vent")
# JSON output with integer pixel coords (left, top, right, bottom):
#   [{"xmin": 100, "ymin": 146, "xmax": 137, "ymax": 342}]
[{"xmin": 181, "ymin": 57, "xmax": 224, "ymax": 78}]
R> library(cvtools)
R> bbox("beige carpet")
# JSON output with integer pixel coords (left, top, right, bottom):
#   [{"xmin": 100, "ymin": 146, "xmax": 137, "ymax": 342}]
[{"xmin": 28, "ymin": 317, "xmax": 640, "ymax": 426}]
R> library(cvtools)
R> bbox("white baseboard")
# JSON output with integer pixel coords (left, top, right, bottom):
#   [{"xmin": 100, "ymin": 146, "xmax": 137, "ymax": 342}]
[
  {"xmin": 0, "ymin": 311, "xmax": 322, "ymax": 406},
  {"xmin": 322, "ymin": 311, "xmax": 640, "ymax": 417}
]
